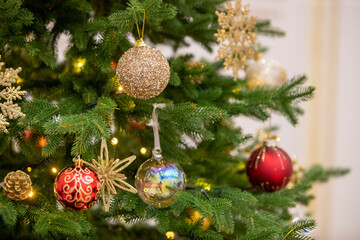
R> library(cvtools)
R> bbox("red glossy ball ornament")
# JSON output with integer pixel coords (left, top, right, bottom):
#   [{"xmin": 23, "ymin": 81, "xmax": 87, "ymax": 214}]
[
  {"xmin": 54, "ymin": 160, "xmax": 101, "ymax": 210},
  {"xmin": 246, "ymin": 141, "xmax": 293, "ymax": 192}
]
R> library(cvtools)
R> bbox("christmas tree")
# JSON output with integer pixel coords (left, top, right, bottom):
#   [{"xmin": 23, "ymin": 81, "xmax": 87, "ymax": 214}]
[{"xmin": 0, "ymin": 0, "xmax": 348, "ymax": 239}]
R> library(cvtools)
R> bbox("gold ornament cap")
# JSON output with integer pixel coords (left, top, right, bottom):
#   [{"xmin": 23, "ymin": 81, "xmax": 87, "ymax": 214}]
[
  {"xmin": 264, "ymin": 136, "xmax": 280, "ymax": 147},
  {"xmin": 3, "ymin": 170, "xmax": 33, "ymax": 200},
  {"xmin": 134, "ymin": 38, "xmax": 147, "ymax": 47}
]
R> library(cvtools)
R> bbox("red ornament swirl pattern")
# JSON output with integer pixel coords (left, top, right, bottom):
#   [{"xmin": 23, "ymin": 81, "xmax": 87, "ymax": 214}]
[{"xmin": 54, "ymin": 164, "xmax": 101, "ymax": 210}]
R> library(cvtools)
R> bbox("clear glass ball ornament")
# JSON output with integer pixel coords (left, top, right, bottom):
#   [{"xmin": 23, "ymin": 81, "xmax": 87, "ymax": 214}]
[
  {"xmin": 135, "ymin": 157, "xmax": 186, "ymax": 208},
  {"xmin": 246, "ymin": 58, "xmax": 287, "ymax": 89}
]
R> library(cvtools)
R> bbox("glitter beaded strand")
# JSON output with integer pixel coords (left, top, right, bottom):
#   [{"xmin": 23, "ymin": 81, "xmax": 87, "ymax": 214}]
[{"xmin": 151, "ymin": 103, "xmax": 166, "ymax": 160}]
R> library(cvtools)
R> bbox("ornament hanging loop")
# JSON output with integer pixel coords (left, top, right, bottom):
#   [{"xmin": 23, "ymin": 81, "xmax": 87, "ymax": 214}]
[
  {"xmin": 267, "ymin": 108, "xmax": 272, "ymax": 137},
  {"xmin": 134, "ymin": 9, "xmax": 147, "ymax": 47},
  {"xmin": 74, "ymin": 156, "xmax": 83, "ymax": 167},
  {"xmin": 261, "ymin": 108, "xmax": 280, "ymax": 147},
  {"xmin": 100, "ymin": 138, "xmax": 109, "ymax": 164},
  {"xmin": 152, "ymin": 103, "xmax": 166, "ymax": 161}
]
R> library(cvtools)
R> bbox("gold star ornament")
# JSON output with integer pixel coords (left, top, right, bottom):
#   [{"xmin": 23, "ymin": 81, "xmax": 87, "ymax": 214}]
[
  {"xmin": 214, "ymin": 0, "xmax": 258, "ymax": 80},
  {"xmin": 85, "ymin": 139, "xmax": 137, "ymax": 212}
]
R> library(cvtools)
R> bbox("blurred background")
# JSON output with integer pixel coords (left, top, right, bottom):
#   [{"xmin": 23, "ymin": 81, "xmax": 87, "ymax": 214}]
[{"xmin": 159, "ymin": 0, "xmax": 360, "ymax": 239}]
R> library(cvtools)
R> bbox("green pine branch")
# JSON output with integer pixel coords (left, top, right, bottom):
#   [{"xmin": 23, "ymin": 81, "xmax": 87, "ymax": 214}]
[{"xmin": 108, "ymin": 0, "xmax": 177, "ymax": 35}]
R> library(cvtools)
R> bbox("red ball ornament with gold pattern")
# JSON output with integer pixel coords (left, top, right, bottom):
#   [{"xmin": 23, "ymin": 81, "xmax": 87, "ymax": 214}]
[
  {"xmin": 246, "ymin": 140, "xmax": 293, "ymax": 192},
  {"xmin": 54, "ymin": 159, "xmax": 101, "ymax": 210}
]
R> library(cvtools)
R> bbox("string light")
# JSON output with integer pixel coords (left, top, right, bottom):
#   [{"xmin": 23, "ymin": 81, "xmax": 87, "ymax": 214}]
[
  {"xmin": 74, "ymin": 58, "xmax": 86, "ymax": 72},
  {"xmin": 111, "ymin": 137, "xmax": 118, "ymax": 145},
  {"xmin": 17, "ymin": 77, "xmax": 23, "ymax": 84},
  {"xmin": 140, "ymin": 147, "xmax": 147, "ymax": 155},
  {"xmin": 165, "ymin": 231, "xmax": 175, "ymax": 239},
  {"xmin": 44, "ymin": 158, "xmax": 58, "ymax": 175},
  {"xmin": 118, "ymin": 86, "xmax": 124, "ymax": 92},
  {"xmin": 38, "ymin": 135, "xmax": 48, "ymax": 148},
  {"xmin": 111, "ymin": 61, "xmax": 117, "ymax": 70},
  {"xmin": 195, "ymin": 178, "xmax": 211, "ymax": 191},
  {"xmin": 28, "ymin": 191, "xmax": 34, "ymax": 198},
  {"xmin": 27, "ymin": 167, "xmax": 32, "ymax": 172},
  {"xmin": 77, "ymin": 61, "xmax": 84, "ymax": 67}
]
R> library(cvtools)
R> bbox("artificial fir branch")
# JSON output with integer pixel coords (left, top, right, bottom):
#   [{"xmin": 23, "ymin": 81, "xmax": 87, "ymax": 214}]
[
  {"xmin": 255, "ymin": 19, "xmax": 286, "ymax": 37},
  {"xmin": 0, "ymin": 0, "xmax": 348, "ymax": 239},
  {"xmin": 281, "ymin": 219, "xmax": 316, "ymax": 240}
]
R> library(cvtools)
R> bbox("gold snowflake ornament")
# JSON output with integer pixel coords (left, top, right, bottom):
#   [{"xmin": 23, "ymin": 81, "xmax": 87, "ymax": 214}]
[
  {"xmin": 85, "ymin": 139, "xmax": 137, "ymax": 212},
  {"xmin": 214, "ymin": 0, "xmax": 257, "ymax": 80},
  {"xmin": 0, "ymin": 56, "xmax": 26, "ymax": 133}
]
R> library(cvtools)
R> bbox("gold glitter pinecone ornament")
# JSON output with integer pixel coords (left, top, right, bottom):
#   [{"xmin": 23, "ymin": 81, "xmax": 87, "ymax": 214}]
[
  {"xmin": 3, "ymin": 170, "xmax": 33, "ymax": 200},
  {"xmin": 116, "ymin": 41, "xmax": 170, "ymax": 99}
]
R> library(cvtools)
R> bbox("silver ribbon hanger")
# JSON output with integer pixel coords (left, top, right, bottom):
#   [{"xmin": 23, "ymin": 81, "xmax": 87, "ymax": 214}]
[{"xmin": 152, "ymin": 103, "xmax": 166, "ymax": 161}]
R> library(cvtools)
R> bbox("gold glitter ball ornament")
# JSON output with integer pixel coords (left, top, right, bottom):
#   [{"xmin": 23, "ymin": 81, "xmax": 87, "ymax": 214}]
[
  {"xmin": 3, "ymin": 170, "xmax": 33, "ymax": 200},
  {"xmin": 116, "ymin": 43, "xmax": 170, "ymax": 99}
]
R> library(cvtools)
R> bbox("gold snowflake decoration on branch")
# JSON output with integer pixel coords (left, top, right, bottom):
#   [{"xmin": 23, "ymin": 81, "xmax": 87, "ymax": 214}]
[
  {"xmin": 214, "ymin": 0, "xmax": 257, "ymax": 80},
  {"xmin": 0, "ymin": 56, "xmax": 26, "ymax": 133},
  {"xmin": 85, "ymin": 139, "xmax": 137, "ymax": 212}
]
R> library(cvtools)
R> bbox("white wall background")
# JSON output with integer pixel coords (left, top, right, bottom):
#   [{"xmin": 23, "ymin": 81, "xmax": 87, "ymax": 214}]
[{"xmin": 161, "ymin": 0, "xmax": 360, "ymax": 239}]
